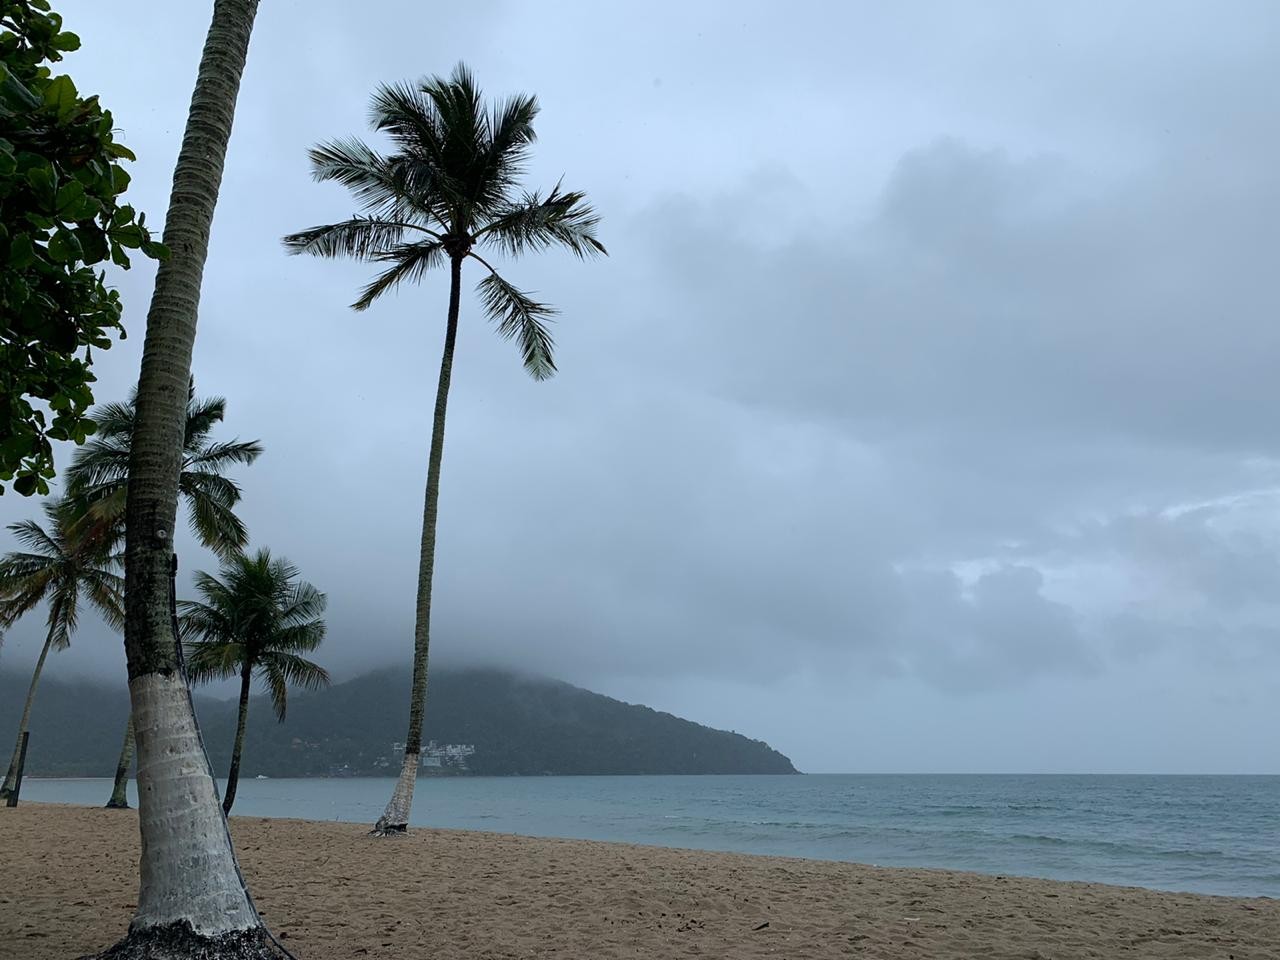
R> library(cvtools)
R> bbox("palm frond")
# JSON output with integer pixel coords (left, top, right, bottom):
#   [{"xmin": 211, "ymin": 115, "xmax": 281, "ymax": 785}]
[
  {"xmin": 0, "ymin": 553, "xmax": 59, "ymax": 583},
  {"xmin": 278, "ymin": 577, "xmax": 327, "ymax": 625},
  {"xmin": 282, "ymin": 217, "xmax": 414, "ymax": 261},
  {"xmin": 0, "ymin": 570, "xmax": 55, "ymax": 628},
  {"xmin": 259, "ymin": 651, "xmax": 330, "ymax": 721},
  {"xmin": 474, "ymin": 268, "xmax": 558, "ymax": 380},
  {"xmin": 425, "ymin": 64, "xmax": 484, "ymax": 175},
  {"xmin": 7, "ymin": 518, "xmax": 62, "ymax": 558},
  {"xmin": 45, "ymin": 584, "xmax": 78, "ymax": 651},
  {"xmin": 478, "ymin": 182, "xmax": 606, "ymax": 259},
  {"xmin": 309, "ymin": 137, "xmax": 399, "ymax": 209},
  {"xmin": 82, "ymin": 568, "xmax": 125, "ymax": 630},
  {"xmin": 270, "ymin": 620, "xmax": 327, "ymax": 656},
  {"xmin": 185, "ymin": 572, "xmax": 238, "ymax": 625},
  {"xmin": 184, "ymin": 393, "xmax": 227, "ymax": 450},
  {"xmin": 307, "ymin": 138, "xmax": 442, "ymax": 222},
  {"xmin": 185, "ymin": 494, "xmax": 249, "ymax": 557},
  {"xmin": 262, "ymin": 662, "xmax": 290, "ymax": 722},
  {"xmin": 352, "ymin": 239, "xmax": 446, "ymax": 311},
  {"xmin": 63, "ymin": 489, "xmax": 127, "ymax": 547},
  {"xmin": 64, "ymin": 439, "xmax": 131, "ymax": 496},
  {"xmin": 85, "ymin": 399, "xmax": 137, "ymax": 440},
  {"xmin": 472, "ymin": 91, "xmax": 538, "ymax": 212},
  {"xmin": 185, "ymin": 438, "xmax": 263, "ymax": 473},
  {"xmin": 370, "ymin": 80, "xmax": 443, "ymax": 158},
  {"xmin": 369, "ymin": 81, "xmax": 468, "ymax": 211},
  {"xmin": 487, "ymin": 92, "xmax": 539, "ymax": 170},
  {"xmin": 183, "ymin": 633, "xmax": 245, "ymax": 685}
]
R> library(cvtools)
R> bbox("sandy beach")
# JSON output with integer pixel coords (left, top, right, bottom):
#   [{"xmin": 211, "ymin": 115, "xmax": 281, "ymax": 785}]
[{"xmin": 2, "ymin": 804, "xmax": 1277, "ymax": 959}]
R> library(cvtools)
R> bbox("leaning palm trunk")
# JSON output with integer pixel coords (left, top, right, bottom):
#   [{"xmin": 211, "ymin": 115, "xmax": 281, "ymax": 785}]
[
  {"xmin": 0, "ymin": 626, "xmax": 55, "ymax": 801},
  {"xmin": 90, "ymin": 2, "xmax": 271, "ymax": 957},
  {"xmin": 105, "ymin": 715, "xmax": 136, "ymax": 809},
  {"xmin": 222, "ymin": 667, "xmax": 252, "ymax": 815},
  {"xmin": 374, "ymin": 255, "xmax": 463, "ymax": 834}
]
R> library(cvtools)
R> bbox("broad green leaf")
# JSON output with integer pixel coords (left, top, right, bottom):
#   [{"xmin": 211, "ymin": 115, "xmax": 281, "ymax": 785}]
[
  {"xmin": 43, "ymin": 74, "xmax": 78, "ymax": 119},
  {"xmin": 8, "ymin": 233, "xmax": 35, "ymax": 268},
  {"xmin": 55, "ymin": 180, "xmax": 86, "ymax": 217},
  {"xmin": 47, "ymin": 228, "xmax": 82, "ymax": 263}
]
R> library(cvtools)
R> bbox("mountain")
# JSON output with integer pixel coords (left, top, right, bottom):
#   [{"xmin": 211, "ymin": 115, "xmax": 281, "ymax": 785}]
[{"xmin": 0, "ymin": 666, "xmax": 797, "ymax": 777}]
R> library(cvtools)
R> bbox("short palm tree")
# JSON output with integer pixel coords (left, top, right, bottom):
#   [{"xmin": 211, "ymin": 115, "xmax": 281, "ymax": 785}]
[
  {"xmin": 180, "ymin": 548, "xmax": 329, "ymax": 814},
  {"xmin": 66, "ymin": 380, "xmax": 262, "ymax": 810},
  {"xmin": 283, "ymin": 63, "xmax": 605, "ymax": 833},
  {"xmin": 66, "ymin": 380, "xmax": 263, "ymax": 557},
  {"xmin": 0, "ymin": 498, "xmax": 123, "ymax": 802}
]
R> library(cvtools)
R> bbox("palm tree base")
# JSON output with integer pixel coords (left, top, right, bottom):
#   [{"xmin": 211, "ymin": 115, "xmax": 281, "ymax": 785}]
[
  {"xmin": 104, "ymin": 797, "xmax": 130, "ymax": 809},
  {"xmin": 369, "ymin": 817, "xmax": 408, "ymax": 836},
  {"xmin": 81, "ymin": 922, "xmax": 280, "ymax": 960}
]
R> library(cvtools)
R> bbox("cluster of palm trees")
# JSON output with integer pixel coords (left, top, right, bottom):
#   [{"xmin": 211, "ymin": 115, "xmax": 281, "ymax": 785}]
[
  {"xmin": 4, "ymin": 0, "xmax": 604, "ymax": 948},
  {"xmin": 0, "ymin": 385, "xmax": 329, "ymax": 814}
]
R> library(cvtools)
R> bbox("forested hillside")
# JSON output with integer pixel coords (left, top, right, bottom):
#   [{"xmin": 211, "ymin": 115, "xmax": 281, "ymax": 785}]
[{"xmin": 0, "ymin": 666, "xmax": 797, "ymax": 777}]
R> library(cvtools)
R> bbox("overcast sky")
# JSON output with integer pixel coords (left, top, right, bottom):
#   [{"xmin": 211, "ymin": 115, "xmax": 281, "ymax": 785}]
[{"xmin": 2, "ymin": 1, "xmax": 1279, "ymax": 774}]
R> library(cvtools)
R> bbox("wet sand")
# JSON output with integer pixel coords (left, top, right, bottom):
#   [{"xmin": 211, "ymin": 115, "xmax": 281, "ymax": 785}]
[{"xmin": 1, "ymin": 803, "xmax": 1276, "ymax": 959}]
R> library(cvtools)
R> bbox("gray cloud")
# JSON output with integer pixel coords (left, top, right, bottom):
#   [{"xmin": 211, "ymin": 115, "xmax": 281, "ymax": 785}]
[{"xmin": 2, "ymin": 1, "xmax": 1279, "ymax": 773}]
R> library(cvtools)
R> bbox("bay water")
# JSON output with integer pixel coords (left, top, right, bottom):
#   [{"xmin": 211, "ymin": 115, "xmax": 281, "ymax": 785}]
[{"xmin": 20, "ymin": 774, "xmax": 1278, "ymax": 898}]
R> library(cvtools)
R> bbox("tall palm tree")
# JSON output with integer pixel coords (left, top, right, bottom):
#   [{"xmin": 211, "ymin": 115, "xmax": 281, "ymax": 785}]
[
  {"xmin": 96, "ymin": 1, "xmax": 272, "ymax": 956},
  {"xmin": 66, "ymin": 383, "xmax": 261, "ymax": 811},
  {"xmin": 67, "ymin": 382, "xmax": 263, "ymax": 557},
  {"xmin": 283, "ymin": 63, "xmax": 605, "ymax": 833},
  {"xmin": 0, "ymin": 499, "xmax": 123, "ymax": 802},
  {"xmin": 180, "ymin": 548, "xmax": 328, "ymax": 814}
]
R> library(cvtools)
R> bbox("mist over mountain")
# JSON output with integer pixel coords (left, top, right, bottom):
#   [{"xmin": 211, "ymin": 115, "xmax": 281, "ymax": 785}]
[{"xmin": 0, "ymin": 666, "xmax": 796, "ymax": 778}]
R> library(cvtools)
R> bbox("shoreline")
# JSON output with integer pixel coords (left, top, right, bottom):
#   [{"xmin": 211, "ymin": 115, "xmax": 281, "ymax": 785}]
[
  {"xmin": 8, "ymin": 793, "xmax": 1277, "ymax": 902},
  {"xmin": 3, "ymin": 803, "xmax": 1278, "ymax": 959}
]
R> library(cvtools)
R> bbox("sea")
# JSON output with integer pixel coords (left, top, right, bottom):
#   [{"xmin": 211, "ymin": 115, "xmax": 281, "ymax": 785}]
[{"xmin": 19, "ymin": 773, "xmax": 1279, "ymax": 899}]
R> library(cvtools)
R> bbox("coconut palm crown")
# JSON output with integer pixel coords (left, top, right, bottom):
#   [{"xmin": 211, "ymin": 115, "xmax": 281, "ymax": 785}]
[
  {"xmin": 65, "ymin": 380, "xmax": 262, "ymax": 557},
  {"xmin": 180, "ymin": 547, "xmax": 328, "ymax": 814},
  {"xmin": 281, "ymin": 61, "xmax": 606, "ymax": 377}
]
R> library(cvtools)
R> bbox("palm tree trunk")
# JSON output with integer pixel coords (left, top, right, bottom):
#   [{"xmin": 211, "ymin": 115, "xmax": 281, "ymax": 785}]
[
  {"xmin": 93, "ymin": 2, "xmax": 270, "ymax": 956},
  {"xmin": 222, "ymin": 667, "xmax": 252, "ymax": 815},
  {"xmin": 0, "ymin": 625, "xmax": 56, "ymax": 801},
  {"xmin": 374, "ymin": 253, "xmax": 464, "ymax": 835},
  {"xmin": 105, "ymin": 715, "xmax": 135, "ymax": 809}
]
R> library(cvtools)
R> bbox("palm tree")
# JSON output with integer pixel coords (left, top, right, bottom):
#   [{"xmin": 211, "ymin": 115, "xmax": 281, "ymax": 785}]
[
  {"xmin": 0, "ymin": 499, "xmax": 123, "ymax": 802},
  {"xmin": 283, "ymin": 63, "xmax": 605, "ymax": 833},
  {"xmin": 180, "ymin": 548, "xmax": 328, "ymax": 814},
  {"xmin": 66, "ymin": 383, "xmax": 261, "ymax": 811},
  {"xmin": 96, "ymin": 1, "xmax": 272, "ymax": 955},
  {"xmin": 67, "ymin": 382, "xmax": 263, "ymax": 557}
]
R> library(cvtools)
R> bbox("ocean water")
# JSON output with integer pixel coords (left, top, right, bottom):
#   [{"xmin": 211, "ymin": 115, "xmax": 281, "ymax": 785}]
[{"xmin": 19, "ymin": 774, "xmax": 1279, "ymax": 898}]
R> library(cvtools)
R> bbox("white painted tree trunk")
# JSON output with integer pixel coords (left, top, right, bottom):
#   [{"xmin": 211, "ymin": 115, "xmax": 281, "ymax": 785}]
[
  {"xmin": 377, "ymin": 751, "xmax": 419, "ymax": 833},
  {"xmin": 129, "ymin": 673, "xmax": 258, "ymax": 933}
]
